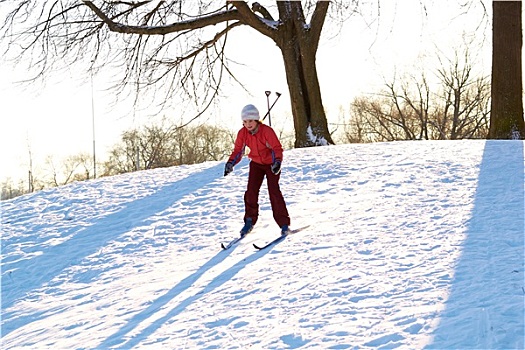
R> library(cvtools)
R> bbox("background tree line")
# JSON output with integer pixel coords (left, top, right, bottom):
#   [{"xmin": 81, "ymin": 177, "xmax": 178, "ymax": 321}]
[
  {"xmin": 102, "ymin": 123, "xmax": 235, "ymax": 176},
  {"xmin": 2, "ymin": 49, "xmax": 492, "ymax": 201},
  {"xmin": 1, "ymin": 124, "xmax": 235, "ymax": 200},
  {"xmin": 340, "ymin": 51, "xmax": 491, "ymax": 143}
]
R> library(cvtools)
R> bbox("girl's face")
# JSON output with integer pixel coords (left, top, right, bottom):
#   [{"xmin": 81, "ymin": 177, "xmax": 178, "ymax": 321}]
[{"xmin": 243, "ymin": 119, "xmax": 259, "ymax": 132}]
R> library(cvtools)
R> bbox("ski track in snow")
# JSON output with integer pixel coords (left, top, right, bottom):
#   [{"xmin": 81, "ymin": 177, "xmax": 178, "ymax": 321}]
[{"xmin": 1, "ymin": 140, "xmax": 524, "ymax": 349}]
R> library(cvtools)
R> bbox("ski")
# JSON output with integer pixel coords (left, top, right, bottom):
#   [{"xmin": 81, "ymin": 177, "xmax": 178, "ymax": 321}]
[
  {"xmin": 253, "ymin": 234, "xmax": 286, "ymax": 250},
  {"xmin": 221, "ymin": 235, "xmax": 245, "ymax": 250},
  {"xmin": 253, "ymin": 225, "xmax": 310, "ymax": 251},
  {"xmin": 221, "ymin": 225, "xmax": 256, "ymax": 250}
]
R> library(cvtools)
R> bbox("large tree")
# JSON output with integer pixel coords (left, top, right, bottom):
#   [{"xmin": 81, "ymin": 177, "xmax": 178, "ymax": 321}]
[
  {"xmin": 489, "ymin": 0, "xmax": 524, "ymax": 139},
  {"xmin": 0, "ymin": 1, "xmax": 351, "ymax": 147}
]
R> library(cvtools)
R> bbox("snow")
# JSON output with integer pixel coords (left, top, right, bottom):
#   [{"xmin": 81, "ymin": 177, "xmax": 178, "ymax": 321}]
[
  {"xmin": 306, "ymin": 125, "xmax": 329, "ymax": 146},
  {"xmin": 1, "ymin": 140, "xmax": 524, "ymax": 349}
]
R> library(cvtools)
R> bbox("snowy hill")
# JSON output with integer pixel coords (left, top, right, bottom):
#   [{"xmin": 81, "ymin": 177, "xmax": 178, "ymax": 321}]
[{"xmin": 1, "ymin": 140, "xmax": 524, "ymax": 349}]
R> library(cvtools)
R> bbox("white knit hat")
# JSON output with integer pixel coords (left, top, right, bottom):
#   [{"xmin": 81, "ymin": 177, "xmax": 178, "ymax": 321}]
[{"xmin": 241, "ymin": 104, "xmax": 260, "ymax": 121}]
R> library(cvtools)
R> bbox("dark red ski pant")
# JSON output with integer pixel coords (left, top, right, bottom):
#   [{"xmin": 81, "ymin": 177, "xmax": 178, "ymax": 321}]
[{"xmin": 244, "ymin": 161, "xmax": 290, "ymax": 228}]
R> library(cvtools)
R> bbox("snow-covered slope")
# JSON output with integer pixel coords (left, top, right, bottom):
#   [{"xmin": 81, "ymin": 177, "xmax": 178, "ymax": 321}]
[{"xmin": 1, "ymin": 140, "xmax": 524, "ymax": 349}]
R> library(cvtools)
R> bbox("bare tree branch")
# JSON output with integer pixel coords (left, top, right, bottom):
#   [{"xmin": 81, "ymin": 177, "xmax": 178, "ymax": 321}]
[{"xmin": 82, "ymin": 1, "xmax": 243, "ymax": 35}]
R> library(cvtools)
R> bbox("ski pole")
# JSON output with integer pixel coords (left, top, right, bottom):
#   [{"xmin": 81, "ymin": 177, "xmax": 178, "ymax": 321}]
[
  {"xmin": 261, "ymin": 92, "xmax": 281, "ymax": 123},
  {"xmin": 265, "ymin": 91, "xmax": 271, "ymax": 126}
]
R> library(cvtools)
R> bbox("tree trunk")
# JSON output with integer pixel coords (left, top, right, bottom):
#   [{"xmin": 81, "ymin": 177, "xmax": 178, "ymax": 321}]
[
  {"xmin": 489, "ymin": 1, "xmax": 524, "ymax": 139},
  {"xmin": 273, "ymin": 1, "xmax": 334, "ymax": 148},
  {"xmin": 279, "ymin": 39, "xmax": 334, "ymax": 147}
]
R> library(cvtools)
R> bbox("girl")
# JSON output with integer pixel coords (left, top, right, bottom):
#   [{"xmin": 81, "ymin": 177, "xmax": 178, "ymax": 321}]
[{"xmin": 224, "ymin": 104, "xmax": 291, "ymax": 236}]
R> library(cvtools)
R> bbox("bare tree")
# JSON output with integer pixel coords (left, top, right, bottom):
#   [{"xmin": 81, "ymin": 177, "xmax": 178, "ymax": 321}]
[
  {"xmin": 489, "ymin": 1, "xmax": 524, "ymax": 139},
  {"xmin": 343, "ymin": 51, "xmax": 490, "ymax": 143},
  {"xmin": 0, "ymin": 1, "xmax": 362, "ymax": 147},
  {"xmin": 43, "ymin": 153, "xmax": 91, "ymax": 187},
  {"xmin": 102, "ymin": 126, "xmax": 171, "ymax": 175},
  {"xmin": 26, "ymin": 138, "xmax": 34, "ymax": 193},
  {"xmin": 434, "ymin": 51, "xmax": 491, "ymax": 140},
  {"xmin": 188, "ymin": 125, "xmax": 232, "ymax": 163},
  {"xmin": 102, "ymin": 123, "xmax": 232, "ymax": 176},
  {"xmin": 1, "ymin": 178, "xmax": 26, "ymax": 201}
]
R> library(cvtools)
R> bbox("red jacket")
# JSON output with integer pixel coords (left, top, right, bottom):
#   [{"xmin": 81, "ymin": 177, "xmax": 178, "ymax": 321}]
[{"xmin": 228, "ymin": 123, "xmax": 283, "ymax": 166}]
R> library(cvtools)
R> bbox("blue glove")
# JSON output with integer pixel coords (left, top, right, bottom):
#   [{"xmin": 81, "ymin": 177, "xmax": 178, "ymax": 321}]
[
  {"xmin": 271, "ymin": 160, "xmax": 281, "ymax": 175},
  {"xmin": 224, "ymin": 161, "xmax": 234, "ymax": 176}
]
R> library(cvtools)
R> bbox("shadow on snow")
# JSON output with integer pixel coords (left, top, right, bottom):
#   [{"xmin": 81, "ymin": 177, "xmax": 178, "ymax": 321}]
[
  {"xmin": 1, "ymin": 162, "xmax": 225, "ymax": 336},
  {"xmin": 96, "ymin": 242, "xmax": 274, "ymax": 349},
  {"xmin": 427, "ymin": 141, "xmax": 524, "ymax": 349}
]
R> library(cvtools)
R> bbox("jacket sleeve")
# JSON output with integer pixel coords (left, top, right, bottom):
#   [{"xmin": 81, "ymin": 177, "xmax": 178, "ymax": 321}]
[
  {"xmin": 228, "ymin": 128, "xmax": 246, "ymax": 166},
  {"xmin": 265, "ymin": 126, "xmax": 284, "ymax": 163}
]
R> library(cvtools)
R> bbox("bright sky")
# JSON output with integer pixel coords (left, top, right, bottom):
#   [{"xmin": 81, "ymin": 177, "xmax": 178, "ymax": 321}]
[{"xmin": 0, "ymin": 0, "xmax": 493, "ymax": 185}]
